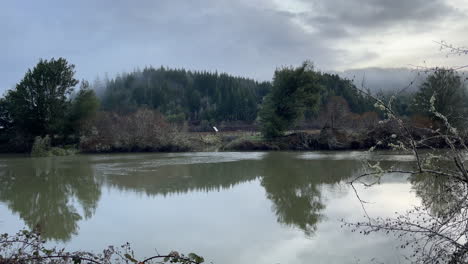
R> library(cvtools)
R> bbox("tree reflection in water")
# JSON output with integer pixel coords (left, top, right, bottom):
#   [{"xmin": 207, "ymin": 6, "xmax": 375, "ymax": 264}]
[
  {"xmin": 260, "ymin": 152, "xmax": 360, "ymax": 235},
  {"xmin": 0, "ymin": 152, "xmax": 372, "ymax": 242},
  {"xmin": 0, "ymin": 156, "xmax": 101, "ymax": 241},
  {"xmin": 410, "ymin": 172, "xmax": 463, "ymax": 219}
]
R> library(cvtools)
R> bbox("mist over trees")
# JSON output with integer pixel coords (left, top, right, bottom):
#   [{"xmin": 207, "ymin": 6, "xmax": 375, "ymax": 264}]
[
  {"xmin": 97, "ymin": 63, "xmax": 376, "ymax": 134},
  {"xmin": 347, "ymin": 66, "xmax": 468, "ymax": 263},
  {"xmin": 1, "ymin": 57, "xmax": 467, "ymax": 152},
  {"xmin": 99, "ymin": 67, "xmax": 272, "ymax": 124},
  {"xmin": 337, "ymin": 67, "xmax": 428, "ymax": 93}
]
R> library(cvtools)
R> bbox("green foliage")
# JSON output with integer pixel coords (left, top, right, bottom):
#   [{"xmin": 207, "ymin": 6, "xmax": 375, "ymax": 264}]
[
  {"xmin": 30, "ymin": 135, "xmax": 76, "ymax": 157},
  {"xmin": 0, "ymin": 98, "xmax": 13, "ymax": 148},
  {"xmin": 0, "ymin": 58, "xmax": 380, "ymax": 152},
  {"xmin": 318, "ymin": 73, "xmax": 373, "ymax": 114},
  {"xmin": 379, "ymin": 91, "xmax": 415, "ymax": 117},
  {"xmin": 66, "ymin": 80, "xmax": 100, "ymax": 135},
  {"xmin": 30, "ymin": 135, "xmax": 51, "ymax": 157},
  {"xmin": 100, "ymin": 66, "xmax": 272, "ymax": 123},
  {"xmin": 188, "ymin": 253, "xmax": 204, "ymax": 263},
  {"xmin": 0, "ymin": 98, "xmax": 12, "ymax": 130},
  {"xmin": 0, "ymin": 58, "xmax": 104, "ymax": 152},
  {"xmin": 259, "ymin": 62, "xmax": 322, "ymax": 138},
  {"xmin": 166, "ymin": 112, "xmax": 186, "ymax": 124},
  {"xmin": 5, "ymin": 58, "xmax": 79, "ymax": 136},
  {"xmin": 413, "ymin": 68, "xmax": 467, "ymax": 126}
]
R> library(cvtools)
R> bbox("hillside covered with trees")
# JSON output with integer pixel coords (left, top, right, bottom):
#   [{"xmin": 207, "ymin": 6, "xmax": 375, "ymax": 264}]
[
  {"xmin": 99, "ymin": 67, "xmax": 271, "ymax": 124},
  {"xmin": 96, "ymin": 65, "xmax": 374, "ymax": 126},
  {"xmin": 0, "ymin": 57, "xmax": 466, "ymax": 153}
]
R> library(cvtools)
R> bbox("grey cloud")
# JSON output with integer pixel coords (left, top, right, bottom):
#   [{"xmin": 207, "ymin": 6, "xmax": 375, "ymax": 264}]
[
  {"xmin": 300, "ymin": 0, "xmax": 458, "ymax": 38},
  {"xmin": 0, "ymin": 0, "xmax": 340, "ymax": 93},
  {"xmin": 0, "ymin": 0, "xmax": 464, "ymax": 94}
]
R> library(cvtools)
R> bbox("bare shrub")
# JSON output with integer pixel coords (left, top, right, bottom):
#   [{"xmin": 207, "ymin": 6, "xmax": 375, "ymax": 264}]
[
  {"xmin": 0, "ymin": 229, "xmax": 204, "ymax": 264},
  {"xmin": 80, "ymin": 108, "xmax": 190, "ymax": 152},
  {"xmin": 344, "ymin": 50, "xmax": 468, "ymax": 263}
]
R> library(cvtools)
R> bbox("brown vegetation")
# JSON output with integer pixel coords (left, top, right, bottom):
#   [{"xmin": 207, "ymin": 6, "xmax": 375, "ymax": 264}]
[
  {"xmin": 79, "ymin": 108, "xmax": 190, "ymax": 152},
  {"xmin": 317, "ymin": 96, "xmax": 380, "ymax": 130}
]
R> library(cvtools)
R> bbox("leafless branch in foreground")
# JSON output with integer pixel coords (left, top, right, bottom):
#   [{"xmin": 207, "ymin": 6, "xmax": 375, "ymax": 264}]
[
  {"xmin": 345, "ymin": 56, "xmax": 468, "ymax": 263},
  {"xmin": 0, "ymin": 229, "xmax": 205, "ymax": 264}
]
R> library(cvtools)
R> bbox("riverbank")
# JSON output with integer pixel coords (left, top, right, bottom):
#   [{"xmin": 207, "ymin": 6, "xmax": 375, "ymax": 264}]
[
  {"xmin": 2, "ymin": 122, "xmax": 459, "ymax": 156},
  {"xmin": 80, "ymin": 122, "xmax": 456, "ymax": 153},
  {"xmin": 222, "ymin": 125, "xmax": 454, "ymax": 151}
]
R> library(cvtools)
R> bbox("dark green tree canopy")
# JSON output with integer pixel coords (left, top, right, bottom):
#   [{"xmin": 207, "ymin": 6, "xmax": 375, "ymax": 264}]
[
  {"xmin": 5, "ymin": 58, "xmax": 79, "ymax": 136},
  {"xmin": 98, "ymin": 64, "xmax": 373, "ymax": 131},
  {"xmin": 0, "ymin": 98, "xmax": 12, "ymax": 130},
  {"xmin": 66, "ymin": 80, "xmax": 100, "ymax": 135},
  {"xmin": 0, "ymin": 58, "xmax": 378, "ymax": 152},
  {"xmin": 413, "ymin": 68, "xmax": 467, "ymax": 126},
  {"xmin": 259, "ymin": 62, "xmax": 323, "ymax": 138},
  {"xmin": 318, "ymin": 73, "xmax": 373, "ymax": 114},
  {"xmin": 100, "ymin": 67, "xmax": 271, "ymax": 123}
]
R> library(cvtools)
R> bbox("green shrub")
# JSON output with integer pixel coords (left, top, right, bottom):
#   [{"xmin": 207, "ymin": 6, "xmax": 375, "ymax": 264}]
[
  {"xmin": 31, "ymin": 136, "xmax": 77, "ymax": 157},
  {"xmin": 31, "ymin": 136, "xmax": 51, "ymax": 157}
]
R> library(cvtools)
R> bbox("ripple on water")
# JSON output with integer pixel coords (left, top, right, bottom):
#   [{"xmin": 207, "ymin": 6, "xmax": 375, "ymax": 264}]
[
  {"xmin": 299, "ymin": 151, "xmax": 416, "ymax": 162},
  {"xmin": 93, "ymin": 152, "xmax": 267, "ymax": 176}
]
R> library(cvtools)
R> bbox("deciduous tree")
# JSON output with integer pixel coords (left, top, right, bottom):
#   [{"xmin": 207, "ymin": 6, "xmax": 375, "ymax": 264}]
[{"xmin": 5, "ymin": 58, "xmax": 79, "ymax": 136}]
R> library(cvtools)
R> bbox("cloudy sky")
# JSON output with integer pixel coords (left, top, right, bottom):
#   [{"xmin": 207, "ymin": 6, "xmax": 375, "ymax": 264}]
[{"xmin": 2, "ymin": 0, "xmax": 468, "ymax": 93}]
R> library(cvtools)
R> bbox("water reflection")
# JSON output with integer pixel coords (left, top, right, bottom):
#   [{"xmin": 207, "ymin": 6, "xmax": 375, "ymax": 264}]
[
  {"xmin": 261, "ymin": 153, "xmax": 360, "ymax": 235},
  {"xmin": 102, "ymin": 157, "xmax": 262, "ymax": 195},
  {"xmin": 0, "ymin": 156, "xmax": 101, "ymax": 241},
  {"xmin": 410, "ymin": 173, "xmax": 460, "ymax": 218},
  {"xmin": 102, "ymin": 152, "xmax": 362, "ymax": 236},
  {"xmin": 0, "ymin": 151, "xmax": 421, "ymax": 245}
]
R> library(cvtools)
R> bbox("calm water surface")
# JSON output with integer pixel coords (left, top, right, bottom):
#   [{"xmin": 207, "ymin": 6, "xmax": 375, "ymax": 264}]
[{"xmin": 0, "ymin": 151, "xmax": 422, "ymax": 263}]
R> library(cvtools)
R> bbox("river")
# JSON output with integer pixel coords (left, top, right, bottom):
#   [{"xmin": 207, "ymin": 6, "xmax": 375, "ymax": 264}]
[{"xmin": 0, "ymin": 151, "xmax": 423, "ymax": 263}]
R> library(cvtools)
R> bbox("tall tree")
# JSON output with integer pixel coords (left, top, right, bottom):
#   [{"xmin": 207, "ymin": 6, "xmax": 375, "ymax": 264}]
[
  {"xmin": 5, "ymin": 58, "xmax": 79, "ymax": 136},
  {"xmin": 259, "ymin": 62, "xmax": 322, "ymax": 138},
  {"xmin": 413, "ymin": 68, "xmax": 467, "ymax": 126},
  {"xmin": 66, "ymin": 80, "xmax": 100, "ymax": 136}
]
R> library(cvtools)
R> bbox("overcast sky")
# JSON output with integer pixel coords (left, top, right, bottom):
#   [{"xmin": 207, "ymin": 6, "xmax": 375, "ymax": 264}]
[{"xmin": 2, "ymin": 0, "xmax": 468, "ymax": 93}]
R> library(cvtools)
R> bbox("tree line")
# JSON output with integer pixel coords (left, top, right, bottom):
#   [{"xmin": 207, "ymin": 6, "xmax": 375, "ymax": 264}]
[
  {"xmin": 99, "ymin": 67, "xmax": 271, "ymax": 123},
  {"xmin": 0, "ymin": 58, "xmax": 466, "ymax": 152},
  {"xmin": 97, "ymin": 64, "xmax": 374, "ymax": 125}
]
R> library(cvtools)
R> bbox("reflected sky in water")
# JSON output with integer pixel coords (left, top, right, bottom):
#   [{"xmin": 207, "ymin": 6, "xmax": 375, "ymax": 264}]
[{"xmin": 0, "ymin": 151, "xmax": 422, "ymax": 263}]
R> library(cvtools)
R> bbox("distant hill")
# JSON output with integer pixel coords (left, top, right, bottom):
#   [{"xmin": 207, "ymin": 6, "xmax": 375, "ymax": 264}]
[{"xmin": 333, "ymin": 67, "xmax": 429, "ymax": 94}]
